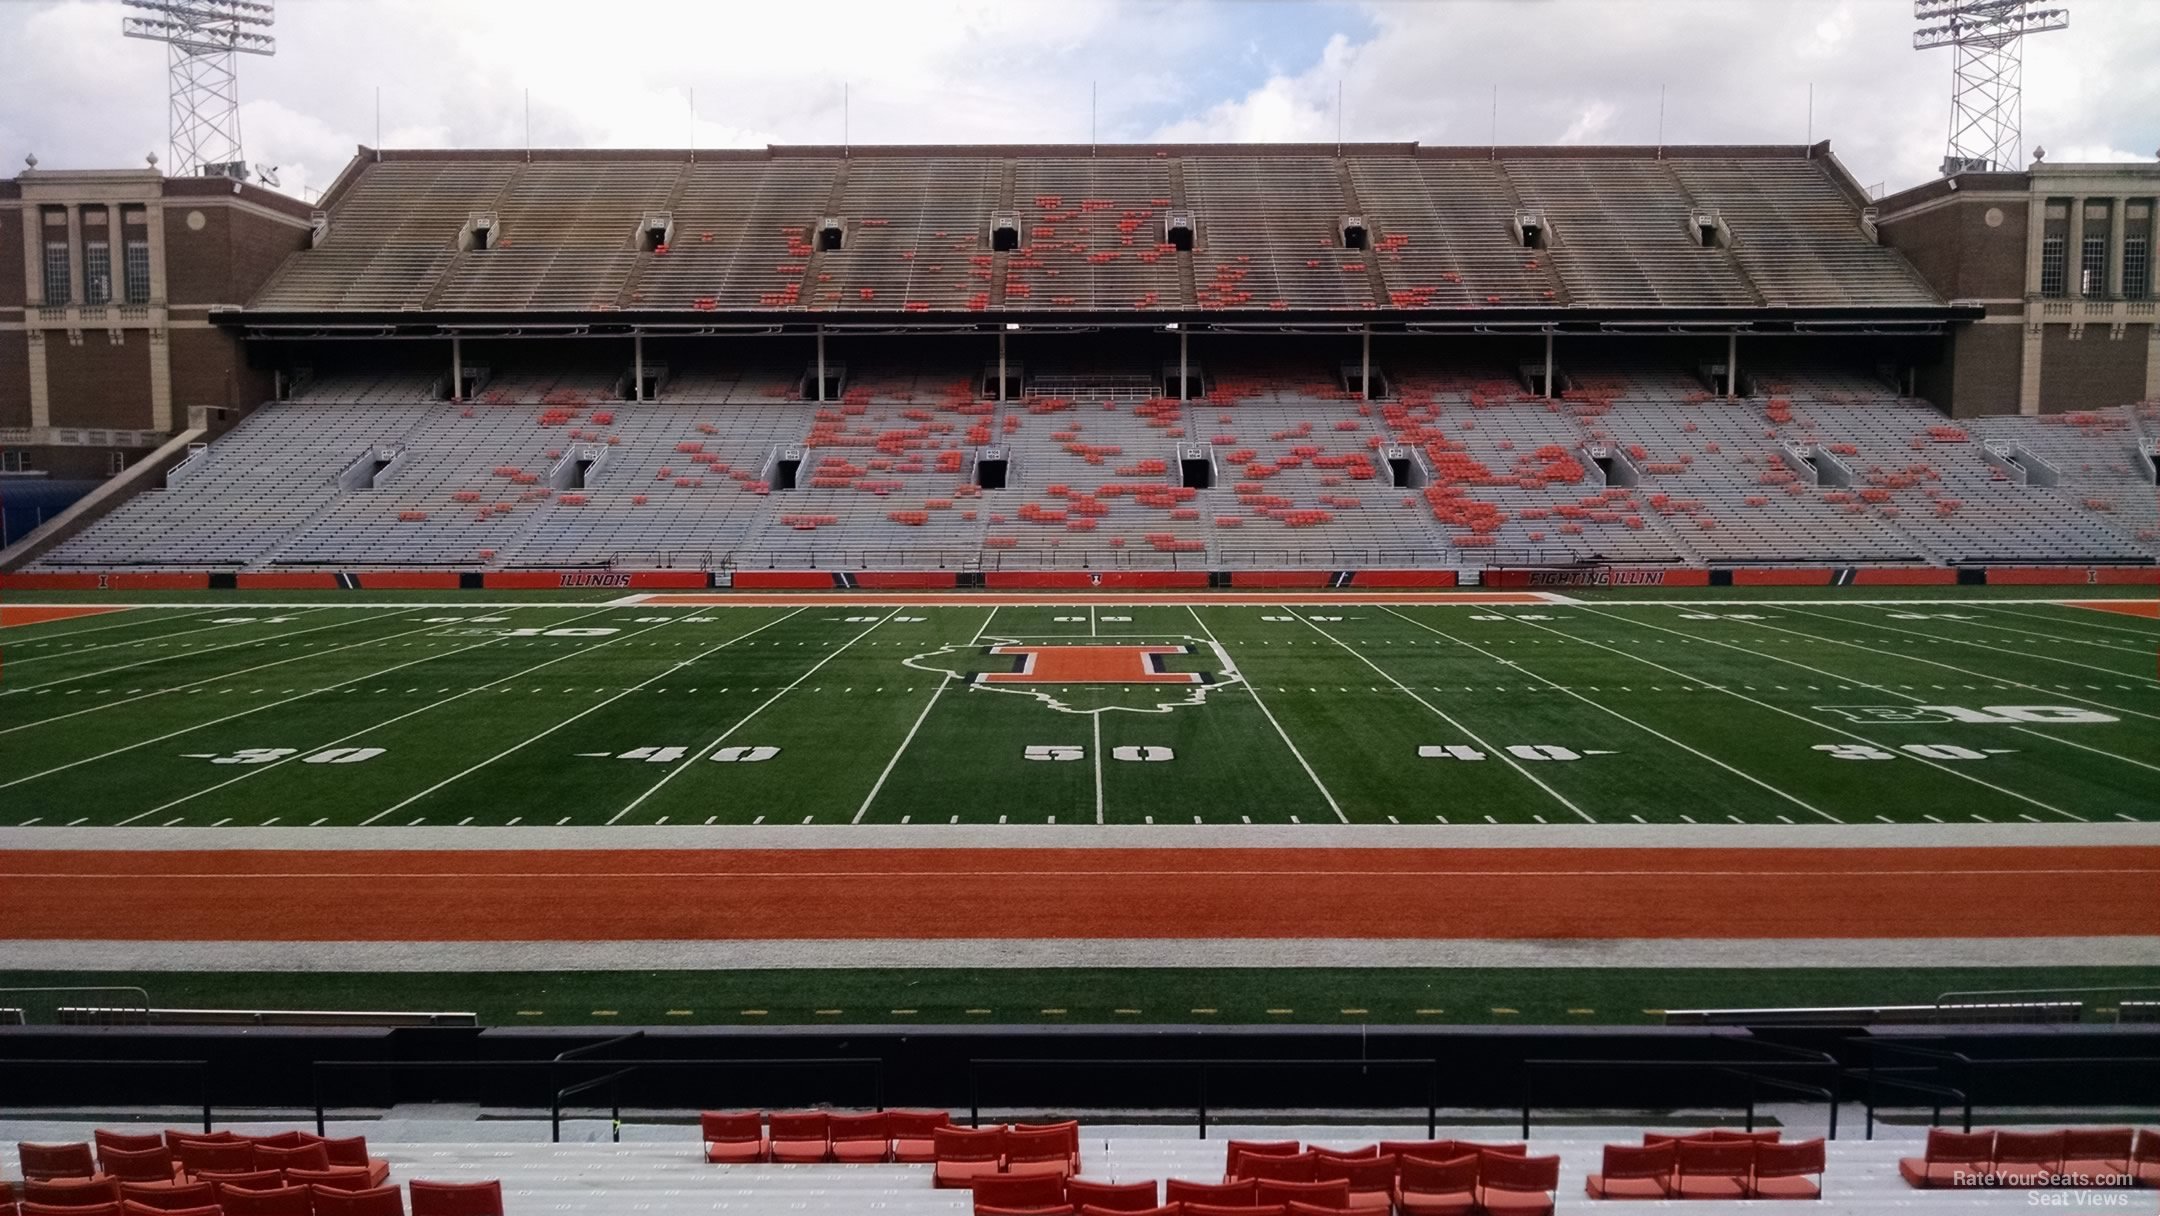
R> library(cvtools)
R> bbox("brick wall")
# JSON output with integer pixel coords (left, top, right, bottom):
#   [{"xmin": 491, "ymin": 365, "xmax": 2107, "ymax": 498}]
[
  {"xmin": 0, "ymin": 202, "xmax": 23, "ymax": 308},
  {"xmin": 43, "ymin": 332, "xmax": 152, "ymax": 429},
  {"xmin": 1879, "ymin": 196, "xmax": 2029, "ymax": 301},
  {"xmin": 170, "ymin": 326, "xmax": 268, "ymax": 411},
  {"xmin": 163, "ymin": 199, "xmax": 309, "ymax": 306},
  {"xmin": 1942, "ymin": 323, "xmax": 2025, "ymax": 417},
  {"xmin": 0, "ymin": 332, "xmax": 28, "ymax": 429},
  {"xmin": 2039, "ymin": 324, "xmax": 2150, "ymax": 412}
]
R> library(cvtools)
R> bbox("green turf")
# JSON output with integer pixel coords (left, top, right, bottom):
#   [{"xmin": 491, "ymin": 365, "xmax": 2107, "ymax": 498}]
[
  {"xmin": 3, "ymin": 596, "xmax": 2154, "ymax": 826},
  {"xmin": 6, "ymin": 966, "xmax": 2159, "ymax": 1026}
]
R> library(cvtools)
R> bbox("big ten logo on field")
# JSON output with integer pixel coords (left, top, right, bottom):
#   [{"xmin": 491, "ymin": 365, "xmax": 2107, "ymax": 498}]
[
  {"xmin": 903, "ymin": 636, "xmax": 1244, "ymax": 716},
  {"xmin": 1815, "ymin": 705, "xmax": 2119, "ymax": 725}
]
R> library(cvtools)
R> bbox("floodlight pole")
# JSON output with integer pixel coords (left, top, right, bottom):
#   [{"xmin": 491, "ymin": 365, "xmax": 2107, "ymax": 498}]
[
  {"xmin": 121, "ymin": 0, "xmax": 277, "ymax": 177},
  {"xmin": 1914, "ymin": 1, "xmax": 2068, "ymax": 174}
]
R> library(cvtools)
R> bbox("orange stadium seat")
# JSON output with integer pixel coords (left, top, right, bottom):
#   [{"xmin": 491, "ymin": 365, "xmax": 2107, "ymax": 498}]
[
  {"xmin": 828, "ymin": 1112, "xmax": 891, "ymax": 1164},
  {"xmin": 1474, "ymin": 1151, "xmax": 1560, "ymax": 1216},
  {"xmin": 699, "ymin": 1111, "xmax": 766, "ymax": 1163},
  {"xmin": 18, "ymin": 1144, "xmax": 97, "ymax": 1182},
  {"xmin": 23, "ymin": 1179, "xmax": 122, "ymax": 1208},
  {"xmin": 1063, "ymin": 1179, "xmax": 1157, "ymax": 1211},
  {"xmin": 407, "ymin": 1180, "xmax": 504, "ymax": 1216},
  {"xmin": 1898, "ymin": 1128, "xmax": 1996, "ymax": 1188},
  {"xmin": 971, "ymin": 1173, "xmax": 1065, "ymax": 1212},
  {"xmin": 932, "ymin": 1126, "xmax": 1006, "ymax": 1188},
  {"xmin": 1166, "ymin": 1178, "xmax": 1257, "ymax": 1205},
  {"xmin": 1749, "ymin": 1138, "xmax": 1826, "ymax": 1200},
  {"xmin": 767, "ymin": 1111, "xmax": 831, "ymax": 1164},
  {"xmin": 114, "ymin": 1183, "xmax": 215, "ymax": 1213},
  {"xmin": 88, "ymin": 1148, "xmax": 177, "ymax": 1185},
  {"xmin": 1395, "ymin": 1153, "xmax": 1478, "ymax": 1216},
  {"xmin": 1584, "ymin": 1141, "xmax": 1674, "ymax": 1199},
  {"xmin": 308, "ymin": 1184, "xmax": 404, "ymax": 1216},
  {"xmin": 218, "ymin": 1184, "xmax": 313, "ymax": 1216},
  {"xmin": 92, "ymin": 1135, "xmax": 165, "ymax": 1159},
  {"xmin": 889, "ymin": 1111, "xmax": 953, "ymax": 1163}
]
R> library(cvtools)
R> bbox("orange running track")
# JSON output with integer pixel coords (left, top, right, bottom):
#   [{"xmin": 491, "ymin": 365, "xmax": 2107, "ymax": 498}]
[{"xmin": 5, "ymin": 846, "xmax": 2154, "ymax": 942}]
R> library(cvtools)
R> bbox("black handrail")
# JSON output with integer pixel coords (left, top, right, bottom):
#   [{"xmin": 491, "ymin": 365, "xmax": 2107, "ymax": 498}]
[
  {"xmin": 310, "ymin": 1056, "xmax": 884, "ymax": 1134},
  {"xmin": 967, "ymin": 1057, "xmax": 1443, "ymax": 1139},
  {"xmin": 1518, "ymin": 1056, "xmax": 1842, "ymax": 1139},
  {"xmin": 0, "ymin": 1059, "xmax": 213, "ymax": 1130},
  {"xmin": 553, "ymin": 1067, "xmax": 638, "ymax": 1143}
]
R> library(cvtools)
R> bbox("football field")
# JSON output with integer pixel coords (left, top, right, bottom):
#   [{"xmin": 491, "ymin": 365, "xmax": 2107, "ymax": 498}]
[
  {"xmin": 5, "ymin": 588, "xmax": 2158, "ymax": 1027},
  {"xmin": 2, "ymin": 591, "xmax": 2156, "ymax": 828}
]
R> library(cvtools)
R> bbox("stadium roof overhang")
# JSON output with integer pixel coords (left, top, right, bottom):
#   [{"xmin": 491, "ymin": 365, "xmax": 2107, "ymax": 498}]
[{"xmin": 220, "ymin": 303, "xmax": 1980, "ymax": 340}]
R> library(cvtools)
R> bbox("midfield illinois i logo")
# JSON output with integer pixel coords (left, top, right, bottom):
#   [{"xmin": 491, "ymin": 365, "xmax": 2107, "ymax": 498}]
[{"xmin": 903, "ymin": 636, "xmax": 1243, "ymax": 715}]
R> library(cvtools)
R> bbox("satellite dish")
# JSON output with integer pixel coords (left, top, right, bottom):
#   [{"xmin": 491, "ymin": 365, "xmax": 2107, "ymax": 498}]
[{"xmin": 254, "ymin": 163, "xmax": 281, "ymax": 188}]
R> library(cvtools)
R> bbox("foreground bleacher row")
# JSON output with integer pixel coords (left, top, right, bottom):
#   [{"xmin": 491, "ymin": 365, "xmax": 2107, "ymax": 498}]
[
  {"xmin": 9, "ymin": 1121, "xmax": 2160, "ymax": 1216},
  {"xmin": 30, "ymin": 369, "xmax": 2160, "ymax": 573},
  {"xmin": 6, "ymin": 1127, "xmax": 498, "ymax": 1215}
]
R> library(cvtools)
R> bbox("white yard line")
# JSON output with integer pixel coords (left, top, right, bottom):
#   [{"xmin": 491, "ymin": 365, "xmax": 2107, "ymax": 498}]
[
  {"xmin": 2, "ymin": 609, "xmax": 330, "ymax": 666},
  {"xmin": 361, "ymin": 608, "xmax": 810, "ymax": 826},
  {"xmin": 8, "ymin": 609, "xmax": 376, "ymax": 691},
  {"xmin": 1091, "ymin": 712, "xmax": 1105, "ymax": 825},
  {"xmin": 1290, "ymin": 610, "xmax": 1592, "ymax": 823},
  {"xmin": 27, "ymin": 620, "xmax": 595, "ymax": 805},
  {"xmin": 1715, "ymin": 611, "xmax": 2160, "ymax": 778},
  {"xmin": 1934, "ymin": 607, "xmax": 2160, "ymax": 657},
  {"xmin": 1, "ymin": 607, "xmax": 217, "ymax": 645},
  {"xmin": 1185, "ymin": 606, "xmax": 1346, "ymax": 823},
  {"xmin": 131, "ymin": 606, "xmax": 664, "ymax": 817},
  {"xmin": 0, "ymin": 615, "xmax": 473, "ymax": 737},
  {"xmin": 1983, "ymin": 603, "xmax": 2160, "ymax": 640},
  {"xmin": 1377, "ymin": 606, "xmax": 1840, "ymax": 824},
  {"xmin": 607, "ymin": 609, "xmax": 897, "ymax": 823},
  {"xmin": 853, "ymin": 607, "xmax": 998, "ymax": 824},
  {"xmin": 1776, "ymin": 604, "xmax": 2160, "ymax": 691},
  {"xmin": 1566, "ymin": 606, "xmax": 2087, "ymax": 821}
]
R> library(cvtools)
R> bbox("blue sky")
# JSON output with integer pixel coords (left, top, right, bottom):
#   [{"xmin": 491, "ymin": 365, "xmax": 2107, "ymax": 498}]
[{"xmin": 2, "ymin": 0, "xmax": 2153, "ymax": 202}]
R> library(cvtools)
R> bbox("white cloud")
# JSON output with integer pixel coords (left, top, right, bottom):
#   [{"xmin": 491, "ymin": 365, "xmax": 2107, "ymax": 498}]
[{"xmin": 3, "ymin": 0, "xmax": 2154, "ymax": 202}]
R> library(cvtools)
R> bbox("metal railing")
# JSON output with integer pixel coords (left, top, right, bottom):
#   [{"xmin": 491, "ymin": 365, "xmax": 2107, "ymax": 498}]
[
  {"xmin": 307, "ymin": 1055, "xmax": 886, "ymax": 1140},
  {"xmin": 1519, "ymin": 1052, "xmax": 1843, "ymax": 1140},
  {"xmin": 967, "ymin": 1057, "xmax": 1445, "ymax": 1138},
  {"xmin": 0, "ymin": 1058, "xmax": 214, "ymax": 1130},
  {"xmin": 0, "ymin": 986, "xmax": 153, "ymax": 1024}
]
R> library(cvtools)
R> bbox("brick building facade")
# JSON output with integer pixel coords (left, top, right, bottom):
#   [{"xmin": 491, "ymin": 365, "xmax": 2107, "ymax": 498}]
[
  {"xmin": 1877, "ymin": 161, "xmax": 2160, "ymax": 417},
  {"xmin": 0, "ymin": 167, "xmax": 311, "ymax": 480}
]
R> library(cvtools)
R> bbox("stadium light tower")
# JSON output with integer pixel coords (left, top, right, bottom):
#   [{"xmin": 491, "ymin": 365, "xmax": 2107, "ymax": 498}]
[
  {"xmin": 1914, "ymin": 1, "xmax": 2067, "ymax": 176},
  {"xmin": 121, "ymin": 0, "xmax": 277, "ymax": 180}
]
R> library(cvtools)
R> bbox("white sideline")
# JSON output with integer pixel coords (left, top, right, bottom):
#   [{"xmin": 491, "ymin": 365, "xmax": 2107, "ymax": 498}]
[{"xmin": 5, "ymin": 821, "xmax": 2156, "ymax": 850}]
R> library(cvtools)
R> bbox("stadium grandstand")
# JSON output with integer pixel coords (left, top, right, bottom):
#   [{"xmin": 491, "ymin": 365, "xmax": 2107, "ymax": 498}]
[{"xmin": 5, "ymin": 137, "xmax": 2160, "ymax": 1216}]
